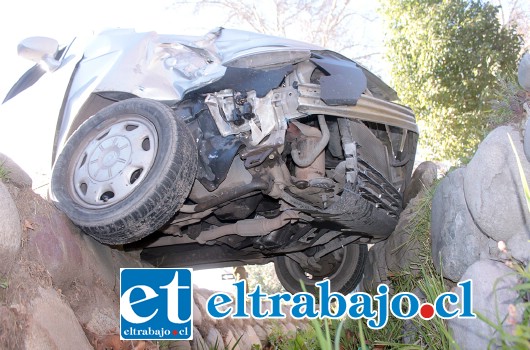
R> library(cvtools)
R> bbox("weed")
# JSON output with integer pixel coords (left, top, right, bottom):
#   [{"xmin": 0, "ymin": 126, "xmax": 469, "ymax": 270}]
[
  {"xmin": 474, "ymin": 262, "xmax": 530, "ymax": 349},
  {"xmin": 344, "ymin": 183, "xmax": 458, "ymax": 350},
  {"xmin": 485, "ymin": 74, "xmax": 528, "ymax": 131}
]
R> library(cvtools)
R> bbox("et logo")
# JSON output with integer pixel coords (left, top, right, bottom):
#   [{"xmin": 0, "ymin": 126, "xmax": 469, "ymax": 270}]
[{"xmin": 120, "ymin": 268, "xmax": 193, "ymax": 340}]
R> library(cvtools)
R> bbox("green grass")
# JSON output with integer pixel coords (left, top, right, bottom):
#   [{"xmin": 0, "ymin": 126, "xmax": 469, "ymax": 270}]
[
  {"xmin": 485, "ymin": 74, "xmax": 528, "ymax": 131},
  {"xmin": 352, "ymin": 184, "xmax": 458, "ymax": 350},
  {"xmin": 265, "ymin": 184, "xmax": 457, "ymax": 350},
  {"xmin": 267, "ymin": 321, "xmax": 320, "ymax": 349},
  {"xmin": 474, "ymin": 262, "xmax": 530, "ymax": 349}
]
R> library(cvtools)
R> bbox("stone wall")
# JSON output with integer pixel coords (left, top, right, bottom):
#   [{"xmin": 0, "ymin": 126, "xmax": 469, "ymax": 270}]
[
  {"xmin": 433, "ymin": 125, "xmax": 528, "ymax": 349},
  {"xmin": 2, "ymin": 121, "xmax": 529, "ymax": 349},
  {"xmin": 363, "ymin": 125, "xmax": 529, "ymax": 349},
  {"xmin": 0, "ymin": 156, "xmax": 305, "ymax": 350}
]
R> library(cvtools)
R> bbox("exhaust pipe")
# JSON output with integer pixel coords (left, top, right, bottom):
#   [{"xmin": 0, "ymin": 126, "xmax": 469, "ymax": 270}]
[{"xmin": 196, "ymin": 210, "xmax": 299, "ymax": 244}]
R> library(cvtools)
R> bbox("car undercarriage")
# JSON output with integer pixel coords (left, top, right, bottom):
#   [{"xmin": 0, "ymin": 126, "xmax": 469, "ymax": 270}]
[{"xmin": 8, "ymin": 28, "xmax": 418, "ymax": 293}]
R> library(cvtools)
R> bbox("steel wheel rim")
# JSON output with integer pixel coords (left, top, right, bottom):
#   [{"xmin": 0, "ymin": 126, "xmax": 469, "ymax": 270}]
[{"xmin": 70, "ymin": 115, "xmax": 159, "ymax": 209}]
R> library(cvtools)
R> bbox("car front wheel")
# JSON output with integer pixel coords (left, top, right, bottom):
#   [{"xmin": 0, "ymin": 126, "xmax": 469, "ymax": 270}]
[{"xmin": 51, "ymin": 98, "xmax": 197, "ymax": 245}]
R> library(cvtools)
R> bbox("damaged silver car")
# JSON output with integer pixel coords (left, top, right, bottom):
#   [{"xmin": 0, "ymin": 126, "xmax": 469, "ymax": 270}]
[{"xmin": 6, "ymin": 28, "xmax": 418, "ymax": 293}]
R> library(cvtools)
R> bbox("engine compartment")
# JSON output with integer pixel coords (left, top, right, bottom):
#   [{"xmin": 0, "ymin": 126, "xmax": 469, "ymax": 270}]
[{"xmin": 137, "ymin": 59, "xmax": 418, "ymax": 267}]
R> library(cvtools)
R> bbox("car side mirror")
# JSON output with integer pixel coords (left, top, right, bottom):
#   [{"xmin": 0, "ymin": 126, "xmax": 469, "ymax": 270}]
[{"xmin": 17, "ymin": 36, "xmax": 60, "ymax": 71}]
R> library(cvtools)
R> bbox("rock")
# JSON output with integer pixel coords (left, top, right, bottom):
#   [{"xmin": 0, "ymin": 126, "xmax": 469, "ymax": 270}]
[
  {"xmin": 506, "ymin": 232, "xmax": 530, "ymax": 263},
  {"xmin": 253, "ymin": 324, "xmax": 269, "ymax": 346},
  {"xmin": 384, "ymin": 193, "xmax": 425, "ymax": 274},
  {"xmin": 0, "ymin": 305, "xmax": 24, "ymax": 349},
  {"xmin": 25, "ymin": 211, "xmax": 87, "ymax": 290},
  {"xmin": 0, "ymin": 182, "xmax": 22, "ymax": 272},
  {"xmin": 80, "ymin": 233, "xmax": 117, "ymax": 290},
  {"xmin": 193, "ymin": 302, "xmax": 202, "ymax": 327},
  {"xmin": 464, "ymin": 126, "xmax": 530, "ymax": 243},
  {"xmin": 84, "ymin": 307, "xmax": 118, "ymax": 336},
  {"xmin": 244, "ymin": 324, "xmax": 262, "ymax": 348},
  {"xmin": 205, "ymin": 327, "xmax": 223, "ymax": 348},
  {"xmin": 225, "ymin": 326, "xmax": 244, "ymax": 350},
  {"xmin": 518, "ymin": 52, "xmax": 530, "ymax": 92},
  {"xmin": 431, "ymin": 169, "xmax": 499, "ymax": 282},
  {"xmin": 449, "ymin": 260, "xmax": 521, "ymax": 350},
  {"xmin": 0, "ymin": 153, "xmax": 32, "ymax": 188},
  {"xmin": 403, "ymin": 161, "xmax": 438, "ymax": 206},
  {"xmin": 278, "ymin": 323, "xmax": 289, "ymax": 335},
  {"xmin": 234, "ymin": 326, "xmax": 249, "ymax": 349},
  {"xmin": 17, "ymin": 192, "xmax": 148, "ymax": 337},
  {"xmin": 402, "ymin": 318, "xmax": 418, "ymax": 345},
  {"xmin": 169, "ymin": 341, "xmax": 192, "ymax": 350},
  {"xmin": 401, "ymin": 287, "xmax": 427, "ymax": 344},
  {"xmin": 194, "ymin": 292, "xmax": 208, "ymax": 315},
  {"xmin": 232, "ymin": 317, "xmax": 245, "ymax": 329},
  {"xmin": 362, "ymin": 241, "xmax": 389, "ymax": 292},
  {"xmin": 190, "ymin": 327, "xmax": 206, "ymax": 350},
  {"xmin": 281, "ymin": 304, "xmax": 292, "ymax": 319},
  {"xmin": 24, "ymin": 287, "xmax": 92, "ymax": 349},
  {"xmin": 223, "ymin": 329, "xmax": 237, "ymax": 349},
  {"xmin": 285, "ymin": 322, "xmax": 297, "ymax": 334}
]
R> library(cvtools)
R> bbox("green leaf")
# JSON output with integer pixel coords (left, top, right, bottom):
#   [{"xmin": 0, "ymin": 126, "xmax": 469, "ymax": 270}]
[{"xmin": 381, "ymin": 0, "xmax": 522, "ymax": 161}]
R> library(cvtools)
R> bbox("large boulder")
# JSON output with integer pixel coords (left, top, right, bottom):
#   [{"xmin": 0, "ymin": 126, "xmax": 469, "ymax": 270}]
[
  {"xmin": 224, "ymin": 327, "xmax": 243, "ymax": 350},
  {"xmin": 403, "ymin": 161, "xmax": 438, "ymax": 206},
  {"xmin": 170, "ymin": 341, "xmax": 192, "ymax": 350},
  {"xmin": 252, "ymin": 324, "xmax": 269, "ymax": 347},
  {"xmin": 0, "ymin": 181, "xmax": 22, "ymax": 272},
  {"xmin": 24, "ymin": 287, "xmax": 92, "ymax": 350},
  {"xmin": 0, "ymin": 153, "xmax": 32, "ymax": 188},
  {"xmin": 205, "ymin": 327, "xmax": 224, "ymax": 348},
  {"xmin": 463, "ymin": 126, "xmax": 530, "ymax": 245},
  {"xmin": 362, "ymin": 241, "xmax": 389, "ymax": 292},
  {"xmin": 384, "ymin": 193, "xmax": 426, "ymax": 274},
  {"xmin": 431, "ymin": 169, "xmax": 499, "ymax": 282},
  {"xmin": 0, "ymin": 305, "xmax": 25, "ymax": 349},
  {"xmin": 244, "ymin": 324, "xmax": 262, "ymax": 348},
  {"xmin": 449, "ymin": 260, "xmax": 521, "ymax": 350},
  {"xmin": 190, "ymin": 327, "xmax": 207, "ymax": 350},
  {"xmin": 506, "ymin": 231, "xmax": 530, "ymax": 264},
  {"xmin": 518, "ymin": 52, "xmax": 530, "ymax": 92},
  {"xmin": 5, "ymin": 183, "xmax": 145, "ymax": 339}
]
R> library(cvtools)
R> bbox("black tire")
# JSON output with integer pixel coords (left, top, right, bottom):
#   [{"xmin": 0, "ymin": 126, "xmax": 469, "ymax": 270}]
[
  {"xmin": 274, "ymin": 243, "xmax": 367, "ymax": 294},
  {"xmin": 51, "ymin": 98, "xmax": 197, "ymax": 245}
]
